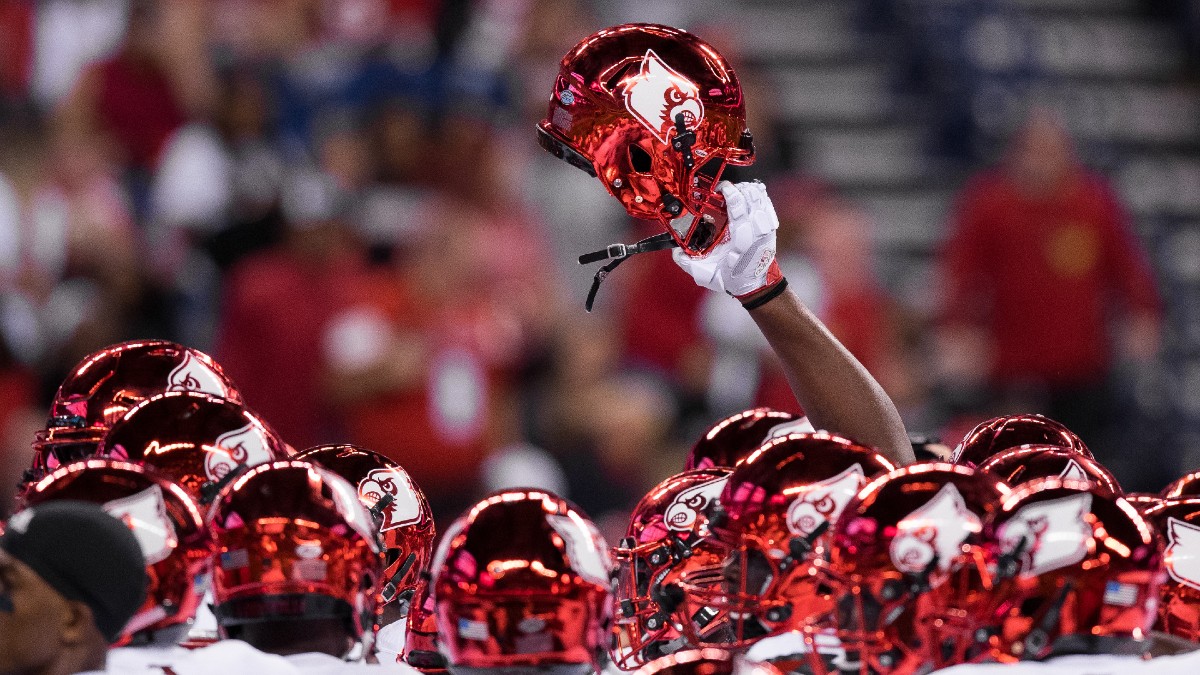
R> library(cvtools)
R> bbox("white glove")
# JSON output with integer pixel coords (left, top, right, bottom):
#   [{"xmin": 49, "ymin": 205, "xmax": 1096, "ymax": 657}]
[{"xmin": 672, "ymin": 181, "xmax": 784, "ymax": 299}]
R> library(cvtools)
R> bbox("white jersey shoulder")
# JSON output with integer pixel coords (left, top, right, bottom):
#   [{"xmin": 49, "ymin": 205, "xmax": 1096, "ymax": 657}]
[{"xmin": 933, "ymin": 655, "xmax": 1143, "ymax": 675}]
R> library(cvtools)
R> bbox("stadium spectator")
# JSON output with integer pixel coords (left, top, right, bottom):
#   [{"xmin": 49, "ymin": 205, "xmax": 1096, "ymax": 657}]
[
  {"xmin": 936, "ymin": 109, "xmax": 1162, "ymax": 460},
  {"xmin": 214, "ymin": 169, "xmax": 366, "ymax": 448}
]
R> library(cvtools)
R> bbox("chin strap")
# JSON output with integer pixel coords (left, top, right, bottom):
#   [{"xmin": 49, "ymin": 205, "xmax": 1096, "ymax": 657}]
[{"xmin": 578, "ymin": 231, "xmax": 678, "ymax": 312}]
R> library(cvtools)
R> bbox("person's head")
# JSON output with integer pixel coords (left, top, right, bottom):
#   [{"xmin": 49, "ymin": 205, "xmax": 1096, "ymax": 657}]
[
  {"xmin": 0, "ymin": 501, "xmax": 147, "ymax": 675},
  {"xmin": 1004, "ymin": 108, "xmax": 1079, "ymax": 196}
]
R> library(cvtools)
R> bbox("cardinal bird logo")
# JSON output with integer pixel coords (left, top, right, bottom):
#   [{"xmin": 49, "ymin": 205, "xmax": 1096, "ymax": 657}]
[
  {"xmin": 358, "ymin": 468, "xmax": 423, "ymax": 532},
  {"xmin": 205, "ymin": 424, "xmax": 272, "ymax": 480},
  {"xmin": 890, "ymin": 484, "xmax": 981, "ymax": 573},
  {"xmin": 998, "ymin": 493, "xmax": 1093, "ymax": 577},
  {"xmin": 764, "ymin": 417, "xmax": 816, "ymax": 441},
  {"xmin": 665, "ymin": 475, "xmax": 729, "ymax": 532},
  {"xmin": 103, "ymin": 485, "xmax": 178, "ymax": 565},
  {"xmin": 786, "ymin": 464, "xmax": 865, "ymax": 537},
  {"xmin": 623, "ymin": 50, "xmax": 705, "ymax": 144},
  {"xmin": 1058, "ymin": 459, "xmax": 1089, "ymax": 482},
  {"xmin": 167, "ymin": 353, "xmax": 228, "ymax": 397},
  {"xmin": 1166, "ymin": 517, "xmax": 1200, "ymax": 591}
]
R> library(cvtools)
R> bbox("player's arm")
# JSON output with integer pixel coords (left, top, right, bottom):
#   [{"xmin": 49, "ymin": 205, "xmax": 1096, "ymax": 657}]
[
  {"xmin": 675, "ymin": 182, "xmax": 915, "ymax": 465},
  {"xmin": 744, "ymin": 287, "xmax": 913, "ymax": 464}
]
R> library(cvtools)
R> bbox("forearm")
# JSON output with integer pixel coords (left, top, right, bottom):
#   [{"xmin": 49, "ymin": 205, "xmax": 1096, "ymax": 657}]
[{"xmin": 746, "ymin": 287, "xmax": 915, "ymax": 465}]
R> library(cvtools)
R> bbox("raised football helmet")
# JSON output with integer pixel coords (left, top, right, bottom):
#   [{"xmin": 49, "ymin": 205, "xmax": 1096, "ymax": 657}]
[
  {"xmin": 23, "ymin": 458, "xmax": 214, "ymax": 644},
  {"xmin": 951, "ymin": 414, "xmax": 1089, "ymax": 469},
  {"xmin": 821, "ymin": 463, "xmax": 1009, "ymax": 673},
  {"xmin": 983, "ymin": 478, "xmax": 1162, "ymax": 661},
  {"xmin": 431, "ymin": 489, "xmax": 613, "ymax": 675},
  {"xmin": 1162, "ymin": 470, "xmax": 1200, "ymax": 499},
  {"xmin": 612, "ymin": 468, "xmax": 732, "ymax": 669},
  {"xmin": 1143, "ymin": 498, "xmax": 1200, "ymax": 642},
  {"xmin": 685, "ymin": 408, "xmax": 812, "ymax": 471},
  {"xmin": 97, "ymin": 391, "xmax": 292, "ymax": 504},
  {"xmin": 633, "ymin": 649, "xmax": 732, "ymax": 675},
  {"xmin": 538, "ymin": 23, "xmax": 756, "ymax": 309},
  {"xmin": 677, "ymin": 433, "xmax": 896, "ymax": 650},
  {"xmin": 28, "ymin": 340, "xmax": 241, "ymax": 485},
  {"xmin": 977, "ymin": 446, "xmax": 1121, "ymax": 496},
  {"xmin": 209, "ymin": 460, "xmax": 384, "ymax": 655},
  {"xmin": 296, "ymin": 444, "xmax": 435, "ymax": 611}
]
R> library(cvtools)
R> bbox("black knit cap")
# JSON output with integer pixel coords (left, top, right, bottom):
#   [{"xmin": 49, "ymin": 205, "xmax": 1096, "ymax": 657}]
[{"xmin": 1, "ymin": 500, "xmax": 148, "ymax": 643}]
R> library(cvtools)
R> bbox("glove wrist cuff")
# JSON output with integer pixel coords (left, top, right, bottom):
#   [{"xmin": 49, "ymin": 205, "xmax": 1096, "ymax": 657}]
[{"xmin": 739, "ymin": 277, "xmax": 788, "ymax": 311}]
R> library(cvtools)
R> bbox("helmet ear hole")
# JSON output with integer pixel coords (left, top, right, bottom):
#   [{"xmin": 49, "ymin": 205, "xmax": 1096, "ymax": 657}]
[{"xmin": 629, "ymin": 145, "xmax": 653, "ymax": 174}]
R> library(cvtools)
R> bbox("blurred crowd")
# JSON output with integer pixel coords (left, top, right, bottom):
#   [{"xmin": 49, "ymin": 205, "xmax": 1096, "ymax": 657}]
[{"xmin": 0, "ymin": 0, "xmax": 1177, "ymax": 530}]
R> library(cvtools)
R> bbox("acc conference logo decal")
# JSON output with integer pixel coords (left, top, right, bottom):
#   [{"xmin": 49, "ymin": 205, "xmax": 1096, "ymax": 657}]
[{"xmin": 623, "ymin": 49, "xmax": 704, "ymax": 144}]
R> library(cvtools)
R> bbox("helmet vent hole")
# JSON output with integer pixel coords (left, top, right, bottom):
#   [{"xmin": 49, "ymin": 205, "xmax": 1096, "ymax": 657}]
[{"xmin": 629, "ymin": 145, "xmax": 652, "ymax": 174}]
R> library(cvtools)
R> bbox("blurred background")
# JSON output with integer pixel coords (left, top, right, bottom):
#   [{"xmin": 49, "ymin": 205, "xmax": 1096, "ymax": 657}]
[{"xmin": 0, "ymin": 0, "xmax": 1197, "ymax": 537}]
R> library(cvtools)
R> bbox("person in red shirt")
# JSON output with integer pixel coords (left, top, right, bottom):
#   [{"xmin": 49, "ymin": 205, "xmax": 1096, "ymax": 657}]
[
  {"xmin": 937, "ymin": 109, "xmax": 1161, "ymax": 458},
  {"xmin": 213, "ymin": 171, "xmax": 366, "ymax": 449}
]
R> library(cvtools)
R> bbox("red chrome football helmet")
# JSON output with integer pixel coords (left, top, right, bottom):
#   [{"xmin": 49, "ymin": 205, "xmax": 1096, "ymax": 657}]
[
  {"xmin": 1162, "ymin": 470, "xmax": 1200, "ymax": 499},
  {"xmin": 977, "ymin": 446, "xmax": 1121, "ymax": 496},
  {"xmin": 612, "ymin": 468, "xmax": 732, "ymax": 669},
  {"xmin": 1144, "ymin": 498, "xmax": 1200, "ymax": 643},
  {"xmin": 677, "ymin": 433, "xmax": 896, "ymax": 650},
  {"xmin": 538, "ymin": 24, "xmax": 756, "ymax": 309},
  {"xmin": 539, "ymin": 23, "xmax": 754, "ymax": 253},
  {"xmin": 1125, "ymin": 493, "xmax": 1165, "ymax": 514},
  {"xmin": 24, "ymin": 458, "xmax": 214, "ymax": 644},
  {"xmin": 685, "ymin": 408, "xmax": 812, "ymax": 471},
  {"xmin": 28, "ymin": 340, "xmax": 241, "ymax": 485},
  {"xmin": 951, "ymin": 415, "xmax": 1089, "ymax": 469},
  {"xmin": 296, "ymin": 444, "xmax": 435, "ymax": 611},
  {"xmin": 983, "ymin": 478, "xmax": 1162, "ymax": 662},
  {"xmin": 633, "ymin": 648, "xmax": 732, "ymax": 675},
  {"xmin": 97, "ymin": 391, "xmax": 292, "ymax": 504},
  {"xmin": 821, "ymin": 464, "xmax": 1009, "ymax": 674},
  {"xmin": 432, "ymin": 489, "xmax": 613, "ymax": 675},
  {"xmin": 209, "ymin": 460, "xmax": 384, "ymax": 654}
]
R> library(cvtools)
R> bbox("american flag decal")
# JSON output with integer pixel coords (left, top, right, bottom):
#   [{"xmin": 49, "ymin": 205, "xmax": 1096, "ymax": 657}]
[
  {"xmin": 1103, "ymin": 580, "xmax": 1139, "ymax": 607},
  {"xmin": 458, "ymin": 618, "xmax": 490, "ymax": 641}
]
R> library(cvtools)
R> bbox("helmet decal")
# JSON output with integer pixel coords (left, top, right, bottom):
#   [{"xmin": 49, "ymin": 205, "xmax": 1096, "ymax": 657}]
[
  {"xmin": 999, "ymin": 493, "xmax": 1093, "ymax": 577},
  {"xmin": 1058, "ymin": 459, "xmax": 1089, "ymax": 482},
  {"xmin": 785, "ymin": 464, "xmax": 865, "ymax": 537},
  {"xmin": 889, "ymin": 484, "xmax": 981, "ymax": 573},
  {"xmin": 1166, "ymin": 516, "xmax": 1200, "ymax": 591},
  {"xmin": 167, "ymin": 352, "xmax": 229, "ymax": 397},
  {"xmin": 206, "ymin": 424, "xmax": 273, "ymax": 480},
  {"xmin": 102, "ymin": 484, "xmax": 178, "ymax": 565},
  {"xmin": 358, "ymin": 468, "xmax": 423, "ymax": 532},
  {"xmin": 665, "ymin": 475, "xmax": 729, "ymax": 532},
  {"xmin": 547, "ymin": 513, "xmax": 612, "ymax": 586},
  {"xmin": 623, "ymin": 50, "xmax": 704, "ymax": 144},
  {"xmin": 764, "ymin": 417, "xmax": 815, "ymax": 441},
  {"xmin": 322, "ymin": 469, "xmax": 381, "ymax": 547}
]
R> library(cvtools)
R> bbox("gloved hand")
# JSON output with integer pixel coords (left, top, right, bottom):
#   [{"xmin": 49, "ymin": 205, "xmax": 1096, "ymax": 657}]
[{"xmin": 672, "ymin": 180, "xmax": 785, "ymax": 301}]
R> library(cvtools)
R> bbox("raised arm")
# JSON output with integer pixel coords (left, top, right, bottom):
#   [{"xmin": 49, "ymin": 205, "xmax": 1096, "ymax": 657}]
[{"xmin": 674, "ymin": 181, "xmax": 914, "ymax": 465}]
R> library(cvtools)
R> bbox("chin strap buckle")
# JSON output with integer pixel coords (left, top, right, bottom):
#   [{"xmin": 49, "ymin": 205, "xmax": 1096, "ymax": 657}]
[{"xmin": 578, "ymin": 231, "xmax": 678, "ymax": 312}]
